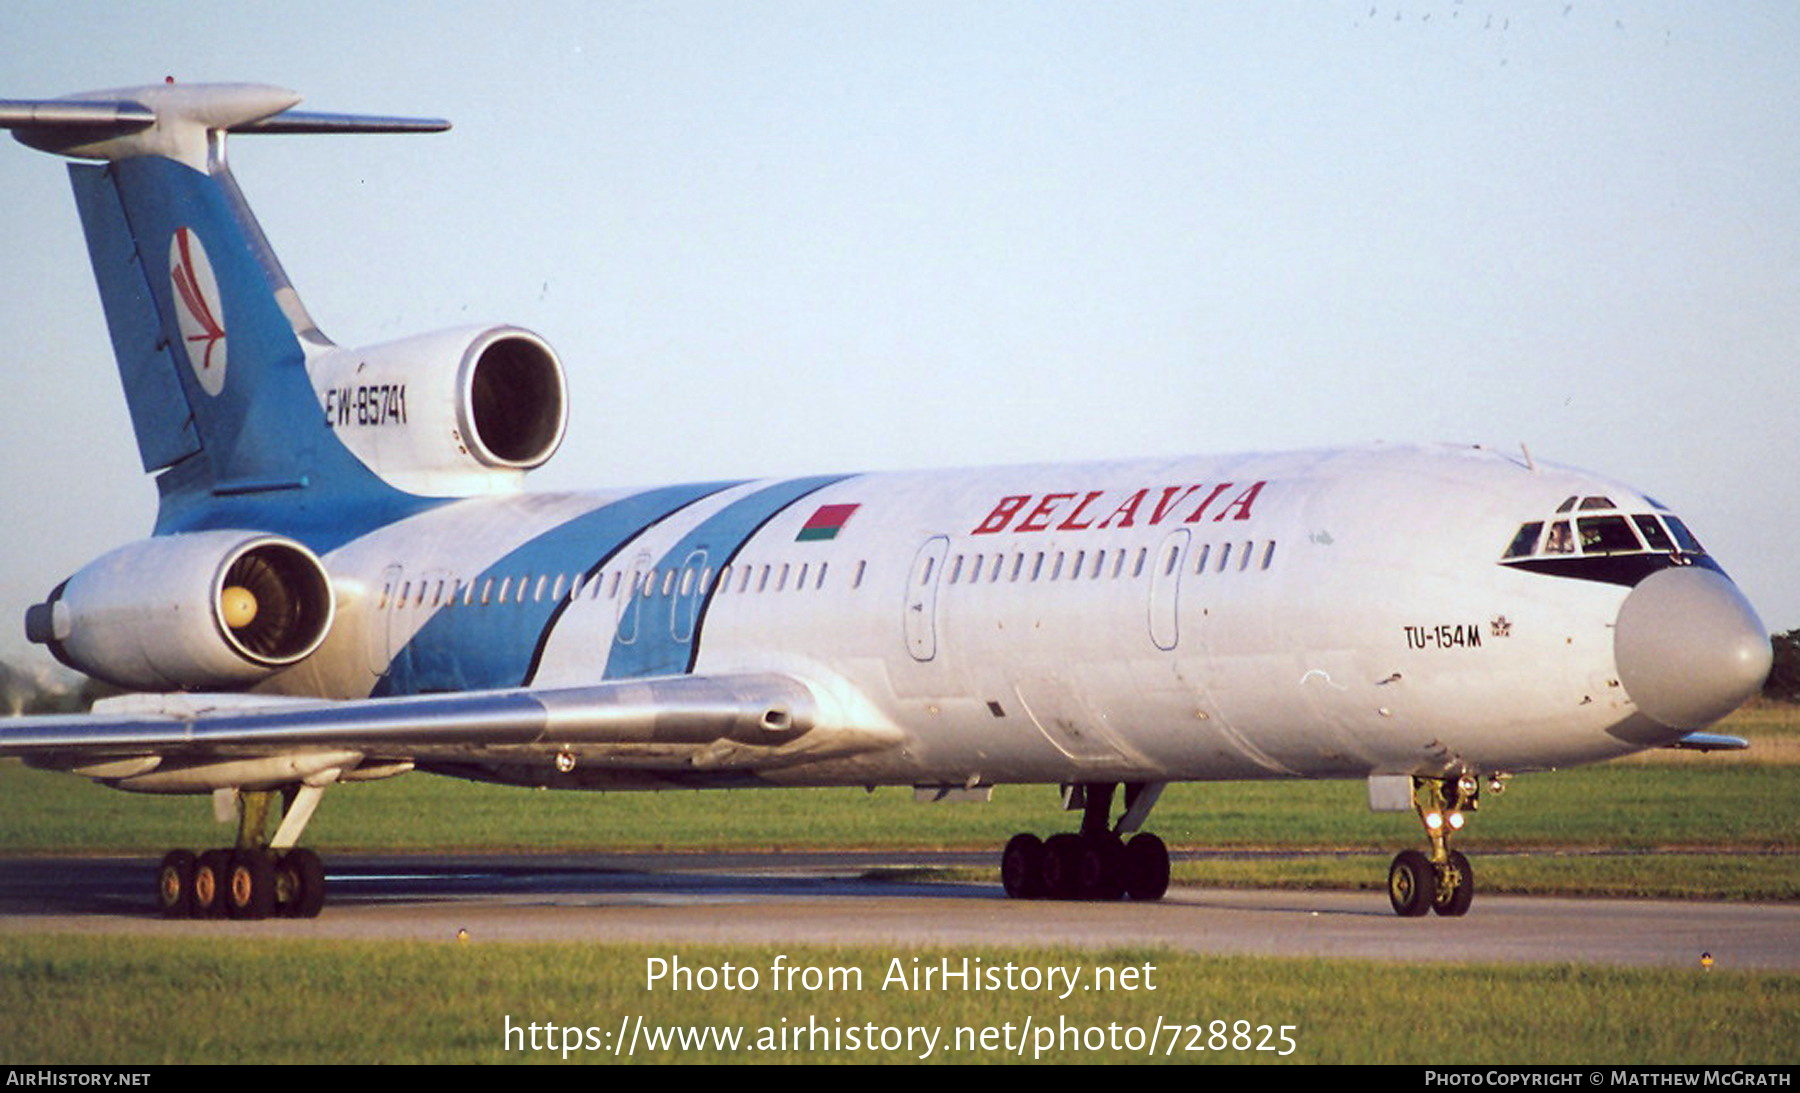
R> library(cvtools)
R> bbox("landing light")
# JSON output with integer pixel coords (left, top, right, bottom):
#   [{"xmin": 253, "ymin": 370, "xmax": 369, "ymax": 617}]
[
  {"xmin": 1447, "ymin": 811, "xmax": 1465, "ymax": 831},
  {"xmin": 1424, "ymin": 812, "xmax": 1444, "ymax": 832}
]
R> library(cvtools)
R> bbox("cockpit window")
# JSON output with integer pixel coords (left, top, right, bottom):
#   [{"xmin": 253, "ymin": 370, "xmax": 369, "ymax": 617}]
[
  {"xmin": 1501, "ymin": 499, "xmax": 1716, "ymax": 585},
  {"xmin": 1502, "ymin": 503, "xmax": 1707, "ymax": 563},
  {"xmin": 1577, "ymin": 516, "xmax": 1641, "ymax": 555},
  {"xmin": 1633, "ymin": 514, "xmax": 1675, "ymax": 552},
  {"xmin": 1665, "ymin": 516, "xmax": 1704, "ymax": 553},
  {"xmin": 1504, "ymin": 522, "xmax": 1543, "ymax": 559}
]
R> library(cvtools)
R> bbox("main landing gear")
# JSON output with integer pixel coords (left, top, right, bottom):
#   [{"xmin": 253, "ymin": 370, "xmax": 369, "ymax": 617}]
[
  {"xmin": 1387, "ymin": 774, "xmax": 1479, "ymax": 918},
  {"xmin": 156, "ymin": 783, "xmax": 330, "ymax": 919},
  {"xmin": 1001, "ymin": 782, "xmax": 1172, "ymax": 901}
]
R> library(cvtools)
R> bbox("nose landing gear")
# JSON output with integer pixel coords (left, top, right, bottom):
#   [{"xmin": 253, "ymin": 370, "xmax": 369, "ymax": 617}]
[{"xmin": 1387, "ymin": 774, "xmax": 1478, "ymax": 917}]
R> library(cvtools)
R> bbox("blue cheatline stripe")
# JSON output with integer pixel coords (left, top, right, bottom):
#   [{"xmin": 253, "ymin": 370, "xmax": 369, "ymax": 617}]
[
  {"xmin": 601, "ymin": 475, "xmax": 852, "ymax": 681},
  {"xmin": 372, "ymin": 481, "xmax": 739, "ymax": 696}
]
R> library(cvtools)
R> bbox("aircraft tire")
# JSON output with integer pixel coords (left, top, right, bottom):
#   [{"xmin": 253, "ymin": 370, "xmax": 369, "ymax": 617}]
[
  {"xmin": 226, "ymin": 848, "xmax": 276, "ymax": 920},
  {"xmin": 277, "ymin": 848, "xmax": 327, "ymax": 918},
  {"xmin": 157, "ymin": 849, "xmax": 196, "ymax": 919},
  {"xmin": 1388, "ymin": 850, "xmax": 1434, "ymax": 917},
  {"xmin": 1123, "ymin": 833, "xmax": 1170, "ymax": 902},
  {"xmin": 1001, "ymin": 834, "xmax": 1045, "ymax": 899},
  {"xmin": 194, "ymin": 849, "xmax": 231, "ymax": 918},
  {"xmin": 1432, "ymin": 850, "xmax": 1474, "ymax": 917},
  {"xmin": 1041, "ymin": 833, "xmax": 1084, "ymax": 900},
  {"xmin": 1078, "ymin": 832, "xmax": 1125, "ymax": 901}
]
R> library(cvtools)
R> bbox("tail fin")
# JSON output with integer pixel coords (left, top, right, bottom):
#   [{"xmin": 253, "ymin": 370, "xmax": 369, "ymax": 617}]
[{"xmin": 1, "ymin": 83, "xmax": 447, "ymax": 540}]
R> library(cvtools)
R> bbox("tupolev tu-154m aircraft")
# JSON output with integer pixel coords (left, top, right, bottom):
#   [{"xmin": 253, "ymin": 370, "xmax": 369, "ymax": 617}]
[{"xmin": 0, "ymin": 82, "xmax": 1773, "ymax": 920}]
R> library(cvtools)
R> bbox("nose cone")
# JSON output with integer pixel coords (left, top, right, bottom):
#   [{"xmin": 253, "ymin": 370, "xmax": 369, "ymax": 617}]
[{"xmin": 1614, "ymin": 567, "xmax": 1771, "ymax": 731}]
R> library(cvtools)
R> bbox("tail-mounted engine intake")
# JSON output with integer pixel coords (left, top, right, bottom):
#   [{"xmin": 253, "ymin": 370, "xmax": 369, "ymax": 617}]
[
  {"xmin": 309, "ymin": 325, "xmax": 568, "ymax": 496},
  {"xmin": 26, "ymin": 531, "xmax": 335, "ymax": 691}
]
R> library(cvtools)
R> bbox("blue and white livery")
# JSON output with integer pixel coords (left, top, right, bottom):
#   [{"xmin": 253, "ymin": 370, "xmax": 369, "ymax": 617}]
[{"xmin": 0, "ymin": 84, "xmax": 1772, "ymax": 919}]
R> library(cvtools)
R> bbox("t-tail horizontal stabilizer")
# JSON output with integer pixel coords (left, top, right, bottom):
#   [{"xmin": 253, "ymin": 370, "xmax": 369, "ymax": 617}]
[{"xmin": 0, "ymin": 83, "xmax": 446, "ymax": 167}]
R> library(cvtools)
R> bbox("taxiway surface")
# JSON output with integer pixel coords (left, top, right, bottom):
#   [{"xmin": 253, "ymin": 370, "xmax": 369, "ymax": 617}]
[{"xmin": 1, "ymin": 852, "xmax": 1794, "ymax": 970}]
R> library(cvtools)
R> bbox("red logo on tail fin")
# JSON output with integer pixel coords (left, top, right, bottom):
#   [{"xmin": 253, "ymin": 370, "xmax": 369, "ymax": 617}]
[{"xmin": 169, "ymin": 227, "xmax": 227, "ymax": 395}]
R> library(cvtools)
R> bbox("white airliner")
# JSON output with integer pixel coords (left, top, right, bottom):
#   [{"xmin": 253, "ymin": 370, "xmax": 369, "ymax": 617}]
[{"xmin": 0, "ymin": 83, "xmax": 1772, "ymax": 920}]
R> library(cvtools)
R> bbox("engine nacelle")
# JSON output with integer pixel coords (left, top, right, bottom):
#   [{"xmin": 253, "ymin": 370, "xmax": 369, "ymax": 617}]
[
  {"xmin": 25, "ymin": 531, "xmax": 335, "ymax": 691},
  {"xmin": 308, "ymin": 325, "xmax": 568, "ymax": 496}
]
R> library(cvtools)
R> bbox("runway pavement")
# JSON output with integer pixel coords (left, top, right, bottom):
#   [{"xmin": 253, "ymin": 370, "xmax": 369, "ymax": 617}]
[{"xmin": 1, "ymin": 851, "xmax": 1794, "ymax": 970}]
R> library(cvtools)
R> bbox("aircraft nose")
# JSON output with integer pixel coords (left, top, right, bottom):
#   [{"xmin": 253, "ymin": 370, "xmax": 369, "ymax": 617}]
[{"xmin": 1613, "ymin": 567, "xmax": 1771, "ymax": 731}]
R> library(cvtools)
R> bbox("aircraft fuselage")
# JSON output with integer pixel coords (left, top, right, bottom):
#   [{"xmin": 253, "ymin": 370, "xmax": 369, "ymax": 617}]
[{"xmin": 270, "ymin": 443, "xmax": 1686, "ymax": 791}]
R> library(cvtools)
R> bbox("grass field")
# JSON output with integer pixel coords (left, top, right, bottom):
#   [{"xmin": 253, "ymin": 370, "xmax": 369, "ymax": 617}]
[
  {"xmin": 1, "ymin": 705, "xmax": 1793, "ymax": 1065},
  {"xmin": 0, "ymin": 937, "xmax": 1791, "ymax": 1065}
]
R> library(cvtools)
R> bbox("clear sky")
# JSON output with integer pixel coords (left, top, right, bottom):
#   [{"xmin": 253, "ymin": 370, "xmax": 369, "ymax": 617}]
[{"xmin": 0, "ymin": 0, "xmax": 1795, "ymax": 674}]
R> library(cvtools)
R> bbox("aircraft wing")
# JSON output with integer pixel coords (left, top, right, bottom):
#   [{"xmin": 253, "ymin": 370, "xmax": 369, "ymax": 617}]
[
  {"xmin": 1664, "ymin": 731, "xmax": 1750, "ymax": 752},
  {"xmin": 0, "ymin": 673, "xmax": 901, "ymax": 791}
]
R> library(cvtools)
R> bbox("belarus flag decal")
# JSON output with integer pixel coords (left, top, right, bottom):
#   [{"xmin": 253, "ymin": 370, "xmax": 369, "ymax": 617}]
[{"xmin": 797, "ymin": 503, "xmax": 860, "ymax": 542}]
